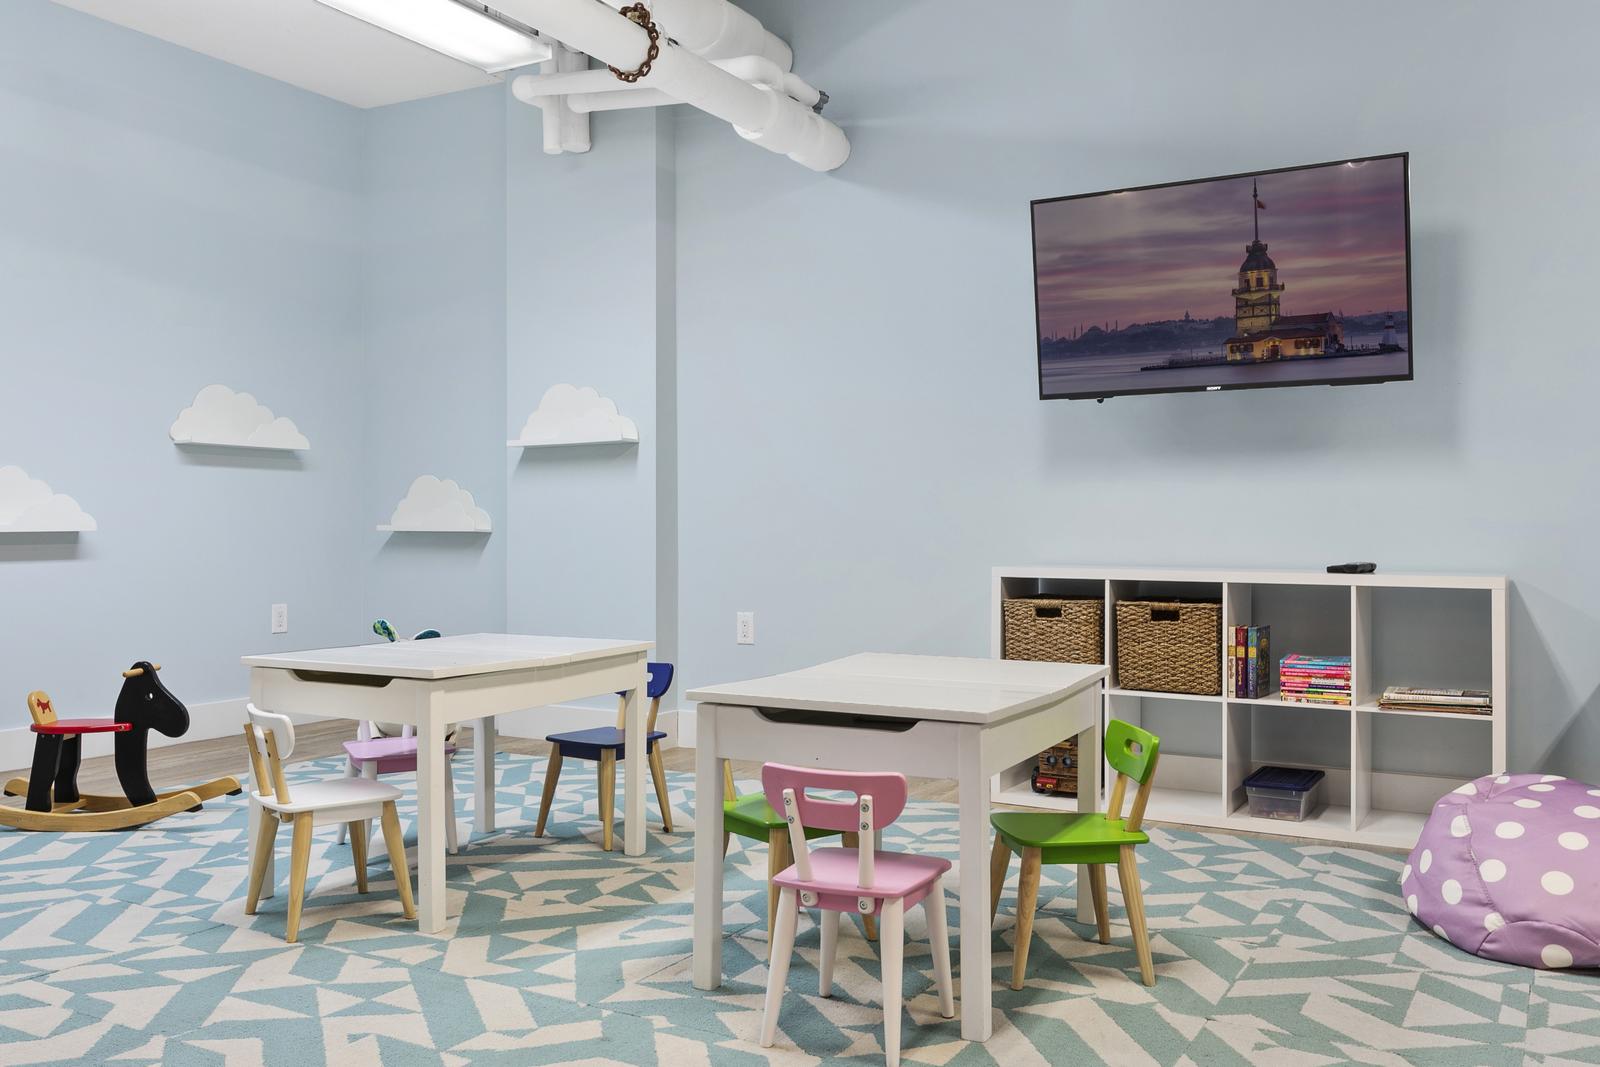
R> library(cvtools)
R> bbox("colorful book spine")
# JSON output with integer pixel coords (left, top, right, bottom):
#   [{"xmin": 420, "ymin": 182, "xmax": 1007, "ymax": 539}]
[
  {"xmin": 1255, "ymin": 626, "xmax": 1269, "ymax": 699},
  {"xmin": 1245, "ymin": 628, "xmax": 1258, "ymax": 698},
  {"xmin": 1234, "ymin": 626, "xmax": 1246, "ymax": 697}
]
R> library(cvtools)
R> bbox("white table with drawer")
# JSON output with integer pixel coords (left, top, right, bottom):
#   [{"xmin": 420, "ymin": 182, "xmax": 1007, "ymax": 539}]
[
  {"xmin": 242, "ymin": 633, "xmax": 652, "ymax": 933},
  {"xmin": 687, "ymin": 652, "xmax": 1106, "ymax": 1044}
]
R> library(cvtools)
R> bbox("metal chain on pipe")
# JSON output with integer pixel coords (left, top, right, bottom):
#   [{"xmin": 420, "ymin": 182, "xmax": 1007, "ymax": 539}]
[{"xmin": 607, "ymin": 3, "xmax": 661, "ymax": 83}]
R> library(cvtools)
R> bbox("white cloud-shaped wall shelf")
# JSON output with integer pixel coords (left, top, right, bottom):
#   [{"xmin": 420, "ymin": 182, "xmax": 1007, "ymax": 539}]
[
  {"xmin": 509, "ymin": 384, "xmax": 639, "ymax": 448},
  {"xmin": 170, "ymin": 384, "xmax": 310, "ymax": 451},
  {"xmin": 0, "ymin": 466, "xmax": 97, "ymax": 532},
  {"xmin": 379, "ymin": 476, "xmax": 492, "ymax": 533}
]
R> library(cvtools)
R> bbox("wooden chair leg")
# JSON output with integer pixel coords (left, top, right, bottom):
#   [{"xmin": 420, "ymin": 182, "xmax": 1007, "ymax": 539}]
[
  {"xmin": 759, "ymin": 887, "xmax": 799, "ymax": 1048},
  {"xmin": 285, "ymin": 812, "xmax": 314, "ymax": 943},
  {"xmin": 841, "ymin": 831, "xmax": 878, "ymax": 941},
  {"xmin": 245, "ymin": 809, "xmax": 279, "ymax": 915},
  {"xmin": 380, "ymin": 801, "xmax": 417, "ymax": 920},
  {"xmin": 1010, "ymin": 846, "xmax": 1041, "ymax": 990},
  {"xmin": 362, "ymin": 761, "xmax": 378, "ymax": 850},
  {"xmin": 336, "ymin": 758, "xmax": 359, "ymax": 845},
  {"xmin": 443, "ymin": 754, "xmax": 459, "ymax": 855},
  {"xmin": 1088, "ymin": 862, "xmax": 1111, "ymax": 944},
  {"xmin": 818, "ymin": 908, "xmax": 841, "ymax": 997},
  {"xmin": 926, "ymin": 876, "xmax": 955, "ymax": 1019},
  {"xmin": 598, "ymin": 751, "xmax": 617, "ymax": 852},
  {"xmin": 880, "ymin": 896, "xmax": 906, "ymax": 1067},
  {"xmin": 989, "ymin": 835, "xmax": 1011, "ymax": 925},
  {"xmin": 1118, "ymin": 846, "xmax": 1155, "ymax": 987},
  {"xmin": 766, "ymin": 828, "xmax": 793, "ymax": 959},
  {"xmin": 350, "ymin": 819, "xmax": 369, "ymax": 894},
  {"xmin": 648, "ymin": 744, "xmax": 673, "ymax": 832},
  {"xmin": 721, "ymin": 830, "xmax": 731, "ymax": 858},
  {"xmin": 534, "ymin": 745, "xmax": 563, "ymax": 837}
]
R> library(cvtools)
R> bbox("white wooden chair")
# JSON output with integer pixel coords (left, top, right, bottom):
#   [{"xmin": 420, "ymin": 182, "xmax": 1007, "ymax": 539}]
[{"xmin": 242, "ymin": 704, "xmax": 416, "ymax": 942}]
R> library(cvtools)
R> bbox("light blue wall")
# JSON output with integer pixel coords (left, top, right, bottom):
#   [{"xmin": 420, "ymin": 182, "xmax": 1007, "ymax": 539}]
[
  {"xmin": 674, "ymin": 0, "xmax": 1600, "ymax": 779},
  {"xmin": 362, "ymin": 87, "xmax": 508, "ymax": 639},
  {"xmin": 504, "ymin": 106, "xmax": 669, "ymax": 661},
  {"xmin": 0, "ymin": 1, "xmax": 367, "ymax": 711}
]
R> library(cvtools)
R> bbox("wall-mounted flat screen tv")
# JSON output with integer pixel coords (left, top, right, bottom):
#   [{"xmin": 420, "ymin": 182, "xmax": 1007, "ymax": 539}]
[{"xmin": 1032, "ymin": 153, "xmax": 1412, "ymax": 400}]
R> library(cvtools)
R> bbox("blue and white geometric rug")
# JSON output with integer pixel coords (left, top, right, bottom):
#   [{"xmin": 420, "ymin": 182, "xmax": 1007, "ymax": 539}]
[{"xmin": 0, "ymin": 753, "xmax": 1594, "ymax": 1066}]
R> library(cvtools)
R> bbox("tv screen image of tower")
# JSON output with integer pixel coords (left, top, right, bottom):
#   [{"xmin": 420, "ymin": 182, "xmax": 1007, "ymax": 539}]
[{"xmin": 1031, "ymin": 153, "xmax": 1412, "ymax": 400}]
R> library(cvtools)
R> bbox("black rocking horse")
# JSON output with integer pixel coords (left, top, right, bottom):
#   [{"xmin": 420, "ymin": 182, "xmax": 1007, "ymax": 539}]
[{"xmin": 0, "ymin": 662, "xmax": 241, "ymax": 831}]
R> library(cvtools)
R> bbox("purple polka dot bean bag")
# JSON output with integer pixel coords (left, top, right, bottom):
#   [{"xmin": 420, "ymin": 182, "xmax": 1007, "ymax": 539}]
[{"xmin": 1403, "ymin": 773, "xmax": 1600, "ymax": 969}]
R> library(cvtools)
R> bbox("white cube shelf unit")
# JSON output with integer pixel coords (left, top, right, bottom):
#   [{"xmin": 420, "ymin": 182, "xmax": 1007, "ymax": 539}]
[{"xmin": 990, "ymin": 566, "xmax": 1507, "ymax": 850}]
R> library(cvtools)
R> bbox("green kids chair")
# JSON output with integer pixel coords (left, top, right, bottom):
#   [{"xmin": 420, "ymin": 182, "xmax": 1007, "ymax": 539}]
[
  {"xmin": 990, "ymin": 719, "xmax": 1162, "ymax": 988},
  {"xmin": 720, "ymin": 761, "xmax": 877, "ymax": 954}
]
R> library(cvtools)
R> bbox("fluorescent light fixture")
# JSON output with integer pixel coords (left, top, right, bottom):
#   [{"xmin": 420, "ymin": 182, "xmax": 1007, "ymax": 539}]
[{"xmin": 315, "ymin": 0, "xmax": 553, "ymax": 73}]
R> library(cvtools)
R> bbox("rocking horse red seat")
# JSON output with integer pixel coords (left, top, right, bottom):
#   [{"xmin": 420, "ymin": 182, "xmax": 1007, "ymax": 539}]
[{"xmin": 0, "ymin": 663, "xmax": 242, "ymax": 832}]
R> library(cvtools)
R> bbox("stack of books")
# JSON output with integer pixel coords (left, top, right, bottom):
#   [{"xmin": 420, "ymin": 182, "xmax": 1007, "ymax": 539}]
[
  {"xmin": 1378, "ymin": 687, "xmax": 1491, "ymax": 716},
  {"xmin": 1229, "ymin": 625, "xmax": 1270, "ymax": 698},
  {"xmin": 1279, "ymin": 654, "xmax": 1351, "ymax": 705}
]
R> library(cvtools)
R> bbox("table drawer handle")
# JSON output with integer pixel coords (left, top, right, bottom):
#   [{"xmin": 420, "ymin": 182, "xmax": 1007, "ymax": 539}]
[
  {"xmin": 290, "ymin": 670, "xmax": 394, "ymax": 688},
  {"xmin": 754, "ymin": 708, "xmax": 917, "ymax": 733}
]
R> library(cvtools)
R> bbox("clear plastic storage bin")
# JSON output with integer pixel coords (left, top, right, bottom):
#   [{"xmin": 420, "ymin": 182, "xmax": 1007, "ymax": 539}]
[{"xmin": 1242, "ymin": 766, "xmax": 1325, "ymax": 821}]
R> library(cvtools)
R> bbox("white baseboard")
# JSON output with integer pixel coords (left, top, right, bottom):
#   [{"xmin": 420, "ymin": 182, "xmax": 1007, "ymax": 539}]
[{"xmin": 0, "ymin": 697, "xmax": 249, "ymax": 775}]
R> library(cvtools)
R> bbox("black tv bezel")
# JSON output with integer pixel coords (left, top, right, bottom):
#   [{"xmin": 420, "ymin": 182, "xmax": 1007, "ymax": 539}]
[{"xmin": 1031, "ymin": 152, "xmax": 1414, "ymax": 402}]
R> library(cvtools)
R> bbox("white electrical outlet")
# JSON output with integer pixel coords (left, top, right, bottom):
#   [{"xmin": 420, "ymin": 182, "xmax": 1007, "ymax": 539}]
[
  {"xmin": 736, "ymin": 611, "xmax": 755, "ymax": 645},
  {"xmin": 271, "ymin": 603, "xmax": 289, "ymax": 634}
]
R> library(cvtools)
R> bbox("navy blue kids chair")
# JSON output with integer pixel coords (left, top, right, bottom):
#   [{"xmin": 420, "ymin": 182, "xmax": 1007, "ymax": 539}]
[{"xmin": 535, "ymin": 662, "xmax": 674, "ymax": 850}]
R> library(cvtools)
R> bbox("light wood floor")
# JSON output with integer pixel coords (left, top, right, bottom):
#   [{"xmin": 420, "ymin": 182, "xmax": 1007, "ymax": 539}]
[{"xmin": 2, "ymin": 726, "xmax": 960, "ymax": 804}]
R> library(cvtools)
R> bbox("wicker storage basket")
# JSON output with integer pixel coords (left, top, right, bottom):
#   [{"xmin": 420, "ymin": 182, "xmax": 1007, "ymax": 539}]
[
  {"xmin": 1115, "ymin": 598, "xmax": 1222, "ymax": 695},
  {"xmin": 1002, "ymin": 596, "xmax": 1104, "ymax": 664}
]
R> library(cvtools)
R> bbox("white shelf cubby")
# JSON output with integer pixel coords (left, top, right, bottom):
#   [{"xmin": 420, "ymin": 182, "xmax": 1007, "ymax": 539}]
[{"xmin": 990, "ymin": 566, "xmax": 1507, "ymax": 850}]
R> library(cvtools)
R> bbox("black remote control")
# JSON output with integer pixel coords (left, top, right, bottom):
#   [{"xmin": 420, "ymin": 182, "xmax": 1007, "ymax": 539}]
[{"xmin": 1327, "ymin": 562, "xmax": 1377, "ymax": 574}]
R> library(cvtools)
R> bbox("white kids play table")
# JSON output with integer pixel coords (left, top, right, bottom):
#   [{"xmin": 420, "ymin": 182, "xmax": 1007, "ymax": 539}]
[
  {"xmin": 687, "ymin": 653, "xmax": 1107, "ymax": 1044},
  {"xmin": 242, "ymin": 633, "xmax": 652, "ymax": 933}
]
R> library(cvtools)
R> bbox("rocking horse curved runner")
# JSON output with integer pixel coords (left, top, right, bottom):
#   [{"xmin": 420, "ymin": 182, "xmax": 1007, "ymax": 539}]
[{"xmin": 0, "ymin": 662, "xmax": 242, "ymax": 831}]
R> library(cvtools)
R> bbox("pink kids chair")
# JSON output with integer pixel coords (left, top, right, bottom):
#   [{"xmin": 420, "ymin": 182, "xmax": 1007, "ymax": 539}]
[
  {"xmin": 334, "ymin": 720, "xmax": 461, "ymax": 854},
  {"xmin": 759, "ymin": 763, "xmax": 954, "ymax": 1067}
]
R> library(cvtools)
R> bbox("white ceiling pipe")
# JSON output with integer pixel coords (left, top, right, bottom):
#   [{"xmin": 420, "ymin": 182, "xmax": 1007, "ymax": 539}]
[
  {"xmin": 531, "ymin": 49, "xmax": 564, "ymax": 154},
  {"xmin": 598, "ymin": 0, "xmax": 790, "ymax": 69},
  {"xmin": 513, "ymin": 68, "xmax": 635, "ymax": 98},
  {"xmin": 568, "ymin": 88, "xmax": 675, "ymax": 113},
  {"xmin": 555, "ymin": 42, "xmax": 590, "ymax": 152},
  {"xmin": 517, "ymin": 58, "xmax": 820, "ymax": 110},
  {"xmin": 496, "ymin": 0, "xmax": 848, "ymax": 171},
  {"xmin": 712, "ymin": 54, "xmax": 821, "ymax": 109}
]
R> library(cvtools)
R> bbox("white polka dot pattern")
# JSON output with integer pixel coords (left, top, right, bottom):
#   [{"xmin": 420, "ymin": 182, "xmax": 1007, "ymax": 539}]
[
  {"xmin": 1405, "ymin": 772, "xmax": 1600, "ymax": 970},
  {"xmin": 1541, "ymin": 871, "xmax": 1574, "ymax": 896},
  {"xmin": 1542, "ymin": 944, "xmax": 1574, "ymax": 968}
]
